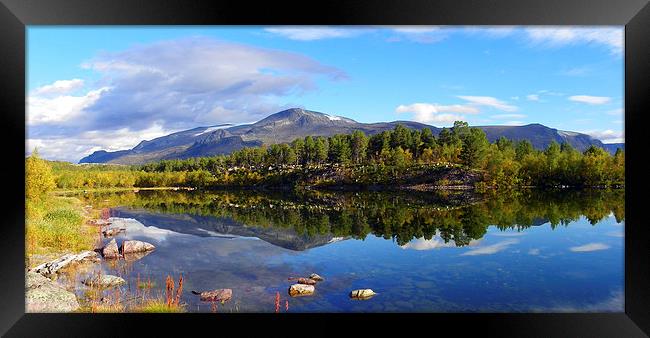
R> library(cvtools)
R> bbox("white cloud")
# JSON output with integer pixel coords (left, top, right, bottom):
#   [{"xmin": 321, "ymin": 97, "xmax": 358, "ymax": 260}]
[
  {"xmin": 396, "ymin": 103, "xmax": 479, "ymax": 125},
  {"xmin": 27, "ymin": 122, "xmax": 175, "ymax": 162},
  {"xmin": 32, "ymin": 78, "xmax": 85, "ymax": 96},
  {"xmin": 27, "ymin": 87, "xmax": 110, "ymax": 124},
  {"xmin": 457, "ymin": 96, "xmax": 518, "ymax": 112},
  {"xmin": 528, "ymin": 248, "xmax": 540, "ymax": 255},
  {"xmin": 569, "ymin": 243, "xmax": 610, "ymax": 252},
  {"xmin": 569, "ymin": 95, "xmax": 611, "ymax": 105},
  {"xmin": 584, "ymin": 129, "xmax": 624, "ymax": 144},
  {"xmin": 388, "ymin": 26, "xmax": 447, "ymax": 43},
  {"xmin": 526, "ymin": 94, "xmax": 540, "ymax": 101},
  {"xmin": 525, "ymin": 27, "xmax": 623, "ymax": 55},
  {"xmin": 460, "ymin": 239, "xmax": 519, "ymax": 256},
  {"xmin": 264, "ymin": 27, "xmax": 366, "ymax": 41},
  {"xmin": 27, "ymin": 36, "xmax": 345, "ymax": 161}
]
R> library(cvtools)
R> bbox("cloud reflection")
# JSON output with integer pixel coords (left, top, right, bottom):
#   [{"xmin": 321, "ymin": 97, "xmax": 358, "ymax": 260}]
[
  {"xmin": 460, "ymin": 239, "xmax": 519, "ymax": 256},
  {"xmin": 569, "ymin": 243, "xmax": 610, "ymax": 252}
]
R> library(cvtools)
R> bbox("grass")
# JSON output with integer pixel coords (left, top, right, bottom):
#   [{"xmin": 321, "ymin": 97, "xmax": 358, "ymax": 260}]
[
  {"xmin": 26, "ymin": 194, "xmax": 96, "ymax": 264},
  {"xmin": 135, "ymin": 299, "xmax": 186, "ymax": 313}
]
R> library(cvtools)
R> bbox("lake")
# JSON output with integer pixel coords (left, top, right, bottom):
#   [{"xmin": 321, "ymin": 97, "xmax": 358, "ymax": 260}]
[{"xmin": 69, "ymin": 189, "xmax": 624, "ymax": 313}]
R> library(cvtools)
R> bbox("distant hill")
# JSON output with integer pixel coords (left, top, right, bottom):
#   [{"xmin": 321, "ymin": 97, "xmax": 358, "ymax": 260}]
[
  {"xmin": 602, "ymin": 143, "xmax": 625, "ymax": 154},
  {"xmin": 79, "ymin": 108, "xmax": 620, "ymax": 165}
]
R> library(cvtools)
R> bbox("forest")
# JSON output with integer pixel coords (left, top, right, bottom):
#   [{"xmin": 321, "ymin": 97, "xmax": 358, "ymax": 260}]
[{"xmin": 27, "ymin": 121, "xmax": 625, "ymax": 195}]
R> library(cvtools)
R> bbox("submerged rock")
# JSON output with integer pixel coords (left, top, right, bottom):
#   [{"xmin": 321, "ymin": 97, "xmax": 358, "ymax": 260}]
[
  {"xmin": 288, "ymin": 284, "xmax": 315, "ymax": 297},
  {"xmin": 26, "ymin": 271, "xmax": 80, "ymax": 312},
  {"xmin": 122, "ymin": 250, "xmax": 153, "ymax": 262},
  {"xmin": 82, "ymin": 274, "xmax": 126, "ymax": 288},
  {"xmin": 309, "ymin": 273, "xmax": 324, "ymax": 281},
  {"xmin": 349, "ymin": 289, "xmax": 376, "ymax": 300},
  {"xmin": 192, "ymin": 289, "xmax": 232, "ymax": 302},
  {"xmin": 121, "ymin": 240, "xmax": 155, "ymax": 254},
  {"xmin": 288, "ymin": 277, "xmax": 317, "ymax": 285},
  {"xmin": 102, "ymin": 239, "xmax": 120, "ymax": 259},
  {"xmin": 29, "ymin": 251, "xmax": 99, "ymax": 277}
]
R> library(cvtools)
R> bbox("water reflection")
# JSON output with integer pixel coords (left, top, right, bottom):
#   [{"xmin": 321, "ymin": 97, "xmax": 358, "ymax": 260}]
[
  {"xmin": 77, "ymin": 189, "xmax": 624, "ymax": 250},
  {"xmin": 70, "ymin": 189, "xmax": 624, "ymax": 312}
]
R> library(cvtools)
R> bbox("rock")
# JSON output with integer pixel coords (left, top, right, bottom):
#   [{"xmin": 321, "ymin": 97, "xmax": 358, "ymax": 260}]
[
  {"xmin": 288, "ymin": 277, "xmax": 317, "ymax": 285},
  {"xmin": 29, "ymin": 251, "xmax": 100, "ymax": 277},
  {"xmin": 102, "ymin": 239, "xmax": 120, "ymax": 259},
  {"xmin": 26, "ymin": 271, "xmax": 80, "ymax": 312},
  {"xmin": 288, "ymin": 284, "xmax": 315, "ymax": 297},
  {"xmin": 82, "ymin": 274, "xmax": 126, "ymax": 288},
  {"xmin": 121, "ymin": 240, "xmax": 155, "ymax": 254},
  {"xmin": 349, "ymin": 289, "xmax": 376, "ymax": 300},
  {"xmin": 122, "ymin": 250, "xmax": 152, "ymax": 262},
  {"xmin": 309, "ymin": 273, "xmax": 324, "ymax": 281},
  {"xmin": 192, "ymin": 289, "xmax": 232, "ymax": 302},
  {"xmin": 102, "ymin": 228, "xmax": 126, "ymax": 238}
]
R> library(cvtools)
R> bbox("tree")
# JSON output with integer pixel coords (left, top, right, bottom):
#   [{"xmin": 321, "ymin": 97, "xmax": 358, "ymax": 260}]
[
  {"xmin": 515, "ymin": 140, "xmax": 534, "ymax": 162},
  {"xmin": 390, "ymin": 124, "xmax": 411, "ymax": 149},
  {"xmin": 350, "ymin": 130, "xmax": 368, "ymax": 164},
  {"xmin": 291, "ymin": 138, "xmax": 305, "ymax": 165},
  {"xmin": 328, "ymin": 135, "xmax": 351, "ymax": 164},
  {"xmin": 315, "ymin": 137, "xmax": 329, "ymax": 164},
  {"xmin": 460, "ymin": 128, "xmax": 489, "ymax": 168},
  {"xmin": 26, "ymin": 149, "xmax": 56, "ymax": 199},
  {"xmin": 389, "ymin": 146, "xmax": 407, "ymax": 168}
]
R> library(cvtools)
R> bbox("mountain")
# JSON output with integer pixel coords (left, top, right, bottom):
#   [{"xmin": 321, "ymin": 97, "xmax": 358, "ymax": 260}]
[
  {"xmin": 602, "ymin": 143, "xmax": 625, "ymax": 154},
  {"xmin": 79, "ymin": 108, "xmax": 619, "ymax": 164}
]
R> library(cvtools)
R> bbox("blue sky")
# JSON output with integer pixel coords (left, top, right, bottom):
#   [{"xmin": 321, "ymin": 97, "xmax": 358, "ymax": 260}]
[{"xmin": 26, "ymin": 26, "xmax": 624, "ymax": 162}]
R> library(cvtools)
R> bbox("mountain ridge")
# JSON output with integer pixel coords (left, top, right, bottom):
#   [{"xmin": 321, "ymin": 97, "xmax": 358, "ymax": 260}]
[{"xmin": 79, "ymin": 108, "xmax": 623, "ymax": 165}]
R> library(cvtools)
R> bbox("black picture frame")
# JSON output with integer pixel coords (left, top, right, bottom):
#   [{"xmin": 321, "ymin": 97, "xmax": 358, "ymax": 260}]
[{"xmin": 1, "ymin": 0, "xmax": 648, "ymax": 336}]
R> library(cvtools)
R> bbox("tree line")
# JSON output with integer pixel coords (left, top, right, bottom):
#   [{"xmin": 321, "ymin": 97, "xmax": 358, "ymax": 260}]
[{"xmin": 28, "ymin": 121, "xmax": 625, "ymax": 193}]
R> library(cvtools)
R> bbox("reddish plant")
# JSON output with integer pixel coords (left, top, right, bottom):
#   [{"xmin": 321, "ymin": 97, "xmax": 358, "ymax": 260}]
[
  {"xmin": 165, "ymin": 275, "xmax": 175, "ymax": 307},
  {"xmin": 275, "ymin": 292, "xmax": 280, "ymax": 313},
  {"xmin": 174, "ymin": 274, "xmax": 184, "ymax": 306}
]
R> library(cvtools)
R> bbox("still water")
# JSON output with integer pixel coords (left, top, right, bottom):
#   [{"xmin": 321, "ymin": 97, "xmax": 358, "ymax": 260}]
[{"xmin": 74, "ymin": 189, "xmax": 624, "ymax": 312}]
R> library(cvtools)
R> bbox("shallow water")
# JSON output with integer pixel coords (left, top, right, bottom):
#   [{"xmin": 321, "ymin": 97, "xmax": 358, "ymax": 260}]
[{"xmin": 72, "ymin": 189, "xmax": 624, "ymax": 312}]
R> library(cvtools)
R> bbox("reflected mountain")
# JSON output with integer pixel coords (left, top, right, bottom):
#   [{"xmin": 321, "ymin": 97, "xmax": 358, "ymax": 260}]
[
  {"xmin": 112, "ymin": 207, "xmax": 343, "ymax": 251},
  {"xmin": 77, "ymin": 188, "xmax": 625, "ymax": 250}
]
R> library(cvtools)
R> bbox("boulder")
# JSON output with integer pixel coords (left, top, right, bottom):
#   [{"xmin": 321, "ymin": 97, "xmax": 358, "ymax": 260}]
[
  {"xmin": 29, "ymin": 251, "xmax": 99, "ymax": 277},
  {"xmin": 82, "ymin": 274, "xmax": 126, "ymax": 288},
  {"xmin": 349, "ymin": 289, "xmax": 376, "ymax": 300},
  {"xmin": 121, "ymin": 240, "xmax": 155, "ymax": 254},
  {"xmin": 288, "ymin": 284, "xmax": 314, "ymax": 297},
  {"xmin": 102, "ymin": 228, "xmax": 126, "ymax": 238},
  {"xmin": 102, "ymin": 239, "xmax": 120, "ymax": 259},
  {"xmin": 309, "ymin": 273, "xmax": 324, "ymax": 281},
  {"xmin": 288, "ymin": 277, "xmax": 317, "ymax": 285},
  {"xmin": 192, "ymin": 289, "xmax": 232, "ymax": 302},
  {"xmin": 26, "ymin": 271, "xmax": 80, "ymax": 312}
]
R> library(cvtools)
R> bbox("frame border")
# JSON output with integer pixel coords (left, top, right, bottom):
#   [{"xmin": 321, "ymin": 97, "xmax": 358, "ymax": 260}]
[{"xmin": 1, "ymin": 0, "xmax": 648, "ymax": 336}]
